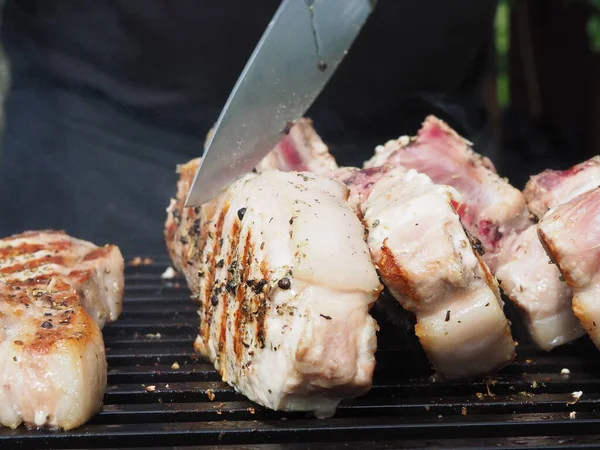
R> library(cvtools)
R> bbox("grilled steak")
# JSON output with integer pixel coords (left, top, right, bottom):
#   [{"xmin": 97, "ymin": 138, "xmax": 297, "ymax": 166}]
[
  {"xmin": 524, "ymin": 156, "xmax": 600, "ymax": 220},
  {"xmin": 333, "ymin": 166, "xmax": 516, "ymax": 380},
  {"xmin": 0, "ymin": 230, "xmax": 124, "ymax": 430},
  {"xmin": 538, "ymin": 187, "xmax": 600, "ymax": 349},
  {"xmin": 165, "ymin": 160, "xmax": 381, "ymax": 418}
]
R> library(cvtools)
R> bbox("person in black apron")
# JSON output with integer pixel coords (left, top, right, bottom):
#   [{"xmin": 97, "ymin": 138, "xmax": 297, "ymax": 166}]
[{"xmin": 0, "ymin": 0, "xmax": 499, "ymax": 254}]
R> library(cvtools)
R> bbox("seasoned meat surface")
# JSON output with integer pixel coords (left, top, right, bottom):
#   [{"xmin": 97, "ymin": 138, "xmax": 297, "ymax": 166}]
[
  {"xmin": 165, "ymin": 160, "xmax": 381, "ymax": 418},
  {"xmin": 495, "ymin": 226, "xmax": 583, "ymax": 350},
  {"xmin": 0, "ymin": 230, "xmax": 124, "ymax": 430},
  {"xmin": 333, "ymin": 166, "xmax": 515, "ymax": 380},
  {"xmin": 538, "ymin": 188, "xmax": 600, "ymax": 349}
]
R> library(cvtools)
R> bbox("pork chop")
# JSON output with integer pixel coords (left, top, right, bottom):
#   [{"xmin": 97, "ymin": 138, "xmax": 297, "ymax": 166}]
[
  {"xmin": 333, "ymin": 166, "xmax": 516, "ymax": 380},
  {"xmin": 165, "ymin": 160, "xmax": 381, "ymax": 418},
  {"xmin": 0, "ymin": 230, "xmax": 124, "ymax": 430}
]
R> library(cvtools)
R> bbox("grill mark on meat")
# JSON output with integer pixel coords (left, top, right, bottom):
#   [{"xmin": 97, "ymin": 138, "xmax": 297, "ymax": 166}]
[
  {"xmin": 219, "ymin": 219, "xmax": 241, "ymax": 375},
  {"xmin": 378, "ymin": 240, "xmax": 418, "ymax": 301},
  {"xmin": 255, "ymin": 258, "xmax": 270, "ymax": 350},
  {"xmin": 5, "ymin": 273, "xmax": 53, "ymax": 287},
  {"xmin": 203, "ymin": 203, "xmax": 229, "ymax": 351},
  {"xmin": 68, "ymin": 269, "xmax": 93, "ymax": 284},
  {"xmin": 0, "ymin": 241, "xmax": 72, "ymax": 260},
  {"xmin": 0, "ymin": 256, "xmax": 65, "ymax": 275},
  {"xmin": 234, "ymin": 230, "xmax": 253, "ymax": 362},
  {"xmin": 83, "ymin": 246, "xmax": 112, "ymax": 262}
]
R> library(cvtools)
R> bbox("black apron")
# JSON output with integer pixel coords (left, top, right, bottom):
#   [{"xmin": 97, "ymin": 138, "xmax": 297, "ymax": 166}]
[{"xmin": 0, "ymin": 0, "xmax": 498, "ymax": 254}]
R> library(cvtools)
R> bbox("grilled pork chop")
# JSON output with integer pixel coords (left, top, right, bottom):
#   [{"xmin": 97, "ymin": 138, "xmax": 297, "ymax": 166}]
[
  {"xmin": 333, "ymin": 166, "xmax": 516, "ymax": 380},
  {"xmin": 165, "ymin": 159, "xmax": 381, "ymax": 418},
  {"xmin": 538, "ymin": 188, "xmax": 600, "ymax": 349},
  {"xmin": 364, "ymin": 115, "xmax": 531, "ymax": 272},
  {"xmin": 524, "ymin": 156, "xmax": 600, "ymax": 220},
  {"xmin": 0, "ymin": 230, "xmax": 124, "ymax": 430}
]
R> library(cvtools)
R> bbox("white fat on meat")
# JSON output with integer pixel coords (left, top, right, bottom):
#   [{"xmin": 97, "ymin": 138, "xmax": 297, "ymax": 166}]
[
  {"xmin": 495, "ymin": 226, "xmax": 583, "ymax": 350},
  {"xmin": 538, "ymin": 187, "xmax": 600, "ymax": 349},
  {"xmin": 165, "ymin": 164, "xmax": 381, "ymax": 418},
  {"xmin": 333, "ymin": 166, "xmax": 516, "ymax": 380}
]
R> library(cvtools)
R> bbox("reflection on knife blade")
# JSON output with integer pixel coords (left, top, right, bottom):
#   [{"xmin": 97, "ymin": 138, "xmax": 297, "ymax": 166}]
[{"xmin": 184, "ymin": 0, "xmax": 376, "ymax": 207}]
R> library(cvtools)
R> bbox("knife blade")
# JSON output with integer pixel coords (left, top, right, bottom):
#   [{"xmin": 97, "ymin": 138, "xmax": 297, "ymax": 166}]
[{"xmin": 185, "ymin": 0, "xmax": 376, "ymax": 207}]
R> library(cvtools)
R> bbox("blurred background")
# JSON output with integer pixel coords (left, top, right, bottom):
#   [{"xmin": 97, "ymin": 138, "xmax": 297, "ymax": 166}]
[
  {"xmin": 0, "ymin": 0, "xmax": 597, "ymax": 189},
  {"xmin": 482, "ymin": 0, "xmax": 600, "ymax": 187}
]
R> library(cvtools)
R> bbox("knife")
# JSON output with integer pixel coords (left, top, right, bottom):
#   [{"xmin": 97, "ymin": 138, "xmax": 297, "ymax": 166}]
[{"xmin": 185, "ymin": 0, "xmax": 376, "ymax": 207}]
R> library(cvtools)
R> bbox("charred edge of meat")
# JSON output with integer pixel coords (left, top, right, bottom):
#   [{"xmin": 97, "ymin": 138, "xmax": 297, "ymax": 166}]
[
  {"xmin": 537, "ymin": 227, "xmax": 572, "ymax": 286},
  {"xmin": 201, "ymin": 203, "xmax": 229, "ymax": 347},
  {"xmin": 460, "ymin": 222, "xmax": 485, "ymax": 256},
  {"xmin": 378, "ymin": 242, "xmax": 419, "ymax": 302},
  {"xmin": 233, "ymin": 231, "xmax": 253, "ymax": 361}
]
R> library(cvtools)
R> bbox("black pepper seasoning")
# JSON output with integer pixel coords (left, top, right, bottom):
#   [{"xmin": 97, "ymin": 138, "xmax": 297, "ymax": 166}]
[
  {"xmin": 41, "ymin": 321, "xmax": 53, "ymax": 329},
  {"xmin": 226, "ymin": 280, "xmax": 237, "ymax": 294},
  {"xmin": 211, "ymin": 296, "xmax": 219, "ymax": 306},
  {"xmin": 278, "ymin": 278, "xmax": 291, "ymax": 290},
  {"xmin": 253, "ymin": 279, "xmax": 267, "ymax": 294},
  {"xmin": 237, "ymin": 207, "xmax": 247, "ymax": 221}
]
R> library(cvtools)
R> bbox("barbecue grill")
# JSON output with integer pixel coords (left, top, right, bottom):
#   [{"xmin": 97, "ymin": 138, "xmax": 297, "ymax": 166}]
[{"xmin": 1, "ymin": 257, "xmax": 599, "ymax": 449}]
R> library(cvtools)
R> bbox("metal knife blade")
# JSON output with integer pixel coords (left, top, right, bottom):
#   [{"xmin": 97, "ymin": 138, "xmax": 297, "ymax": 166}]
[{"xmin": 185, "ymin": 0, "xmax": 376, "ymax": 207}]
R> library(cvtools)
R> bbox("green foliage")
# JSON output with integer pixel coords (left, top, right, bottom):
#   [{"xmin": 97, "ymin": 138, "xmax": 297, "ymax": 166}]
[{"xmin": 495, "ymin": 1, "xmax": 511, "ymax": 107}]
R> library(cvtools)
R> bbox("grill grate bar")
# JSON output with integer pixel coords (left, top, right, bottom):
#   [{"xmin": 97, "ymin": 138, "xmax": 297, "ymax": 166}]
[{"xmin": 1, "ymin": 259, "xmax": 599, "ymax": 449}]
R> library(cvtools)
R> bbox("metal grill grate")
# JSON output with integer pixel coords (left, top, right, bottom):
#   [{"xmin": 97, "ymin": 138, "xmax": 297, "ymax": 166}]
[{"xmin": 2, "ymin": 258, "xmax": 600, "ymax": 449}]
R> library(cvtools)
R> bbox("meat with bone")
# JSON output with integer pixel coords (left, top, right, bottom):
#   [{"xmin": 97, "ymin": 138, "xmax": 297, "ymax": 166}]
[
  {"xmin": 0, "ymin": 230, "xmax": 124, "ymax": 430},
  {"xmin": 332, "ymin": 166, "xmax": 516, "ymax": 380},
  {"xmin": 538, "ymin": 187, "xmax": 600, "ymax": 349},
  {"xmin": 524, "ymin": 156, "xmax": 600, "ymax": 220},
  {"xmin": 165, "ymin": 159, "xmax": 382, "ymax": 418},
  {"xmin": 364, "ymin": 115, "xmax": 531, "ymax": 272}
]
